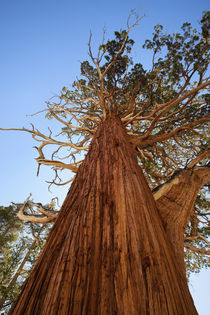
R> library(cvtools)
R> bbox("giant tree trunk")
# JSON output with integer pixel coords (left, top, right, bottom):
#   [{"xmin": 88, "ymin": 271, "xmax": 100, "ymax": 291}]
[{"xmin": 10, "ymin": 115, "xmax": 197, "ymax": 314}]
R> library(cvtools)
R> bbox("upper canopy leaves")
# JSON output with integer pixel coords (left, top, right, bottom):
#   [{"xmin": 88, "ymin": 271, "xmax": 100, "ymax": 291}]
[
  {"xmin": 1, "ymin": 12, "xmax": 209, "ymax": 187},
  {"xmin": 42, "ymin": 12, "xmax": 209, "ymax": 186}
]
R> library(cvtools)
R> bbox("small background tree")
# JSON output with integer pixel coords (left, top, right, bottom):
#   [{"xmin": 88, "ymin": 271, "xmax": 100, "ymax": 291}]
[{"xmin": 0, "ymin": 201, "xmax": 56, "ymax": 313}]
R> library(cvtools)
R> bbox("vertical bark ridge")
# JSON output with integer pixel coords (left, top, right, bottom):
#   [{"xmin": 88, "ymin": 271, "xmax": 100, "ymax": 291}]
[{"xmin": 10, "ymin": 115, "xmax": 197, "ymax": 314}]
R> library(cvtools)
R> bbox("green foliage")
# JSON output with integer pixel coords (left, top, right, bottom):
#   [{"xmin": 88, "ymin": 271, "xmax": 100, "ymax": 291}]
[
  {"xmin": 0, "ymin": 237, "xmax": 28, "ymax": 310},
  {"xmin": 2, "ymin": 14, "xmax": 209, "ymax": 305},
  {"xmin": 200, "ymin": 11, "xmax": 210, "ymax": 38},
  {"xmin": 185, "ymin": 186, "xmax": 210, "ymax": 277},
  {"xmin": 0, "ymin": 205, "xmax": 51, "ymax": 313},
  {"xmin": 64, "ymin": 12, "xmax": 209, "ymax": 116},
  {"xmin": 185, "ymin": 249, "xmax": 209, "ymax": 278},
  {"xmin": 52, "ymin": 13, "xmax": 209, "ymax": 174},
  {"xmin": 46, "ymin": 12, "xmax": 209, "ymax": 278}
]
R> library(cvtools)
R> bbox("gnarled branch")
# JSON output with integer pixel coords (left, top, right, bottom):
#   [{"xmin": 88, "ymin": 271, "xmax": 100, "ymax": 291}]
[
  {"xmin": 153, "ymin": 163, "xmax": 210, "ymax": 275},
  {"xmin": 14, "ymin": 196, "xmax": 58, "ymax": 223}
]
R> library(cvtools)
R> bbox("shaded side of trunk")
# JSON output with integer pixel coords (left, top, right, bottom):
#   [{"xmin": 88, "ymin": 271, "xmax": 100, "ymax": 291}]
[
  {"xmin": 10, "ymin": 115, "xmax": 197, "ymax": 315},
  {"xmin": 154, "ymin": 167, "xmax": 210, "ymax": 275}
]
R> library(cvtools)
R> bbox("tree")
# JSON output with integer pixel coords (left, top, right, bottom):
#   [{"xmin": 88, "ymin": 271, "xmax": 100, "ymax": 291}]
[
  {"xmin": 0, "ymin": 202, "xmax": 54, "ymax": 313},
  {"xmin": 0, "ymin": 205, "xmax": 24, "ymax": 311},
  {"xmin": 1, "ymin": 12, "xmax": 210, "ymax": 314}
]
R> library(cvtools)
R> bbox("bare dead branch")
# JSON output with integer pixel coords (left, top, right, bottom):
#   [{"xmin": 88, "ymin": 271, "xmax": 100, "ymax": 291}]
[
  {"xmin": 48, "ymin": 107, "xmax": 95, "ymax": 134},
  {"xmin": 36, "ymin": 158, "xmax": 78, "ymax": 173},
  {"xmin": 0, "ymin": 127, "xmax": 90, "ymax": 154},
  {"xmin": 14, "ymin": 197, "xmax": 58, "ymax": 223},
  {"xmin": 88, "ymin": 31, "xmax": 103, "ymax": 80},
  {"xmin": 46, "ymin": 177, "xmax": 74, "ymax": 187},
  {"xmin": 27, "ymin": 108, "xmax": 48, "ymax": 117}
]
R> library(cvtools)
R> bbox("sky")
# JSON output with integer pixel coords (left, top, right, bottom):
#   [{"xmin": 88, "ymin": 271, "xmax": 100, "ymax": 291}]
[{"xmin": 0, "ymin": 0, "xmax": 209, "ymax": 313}]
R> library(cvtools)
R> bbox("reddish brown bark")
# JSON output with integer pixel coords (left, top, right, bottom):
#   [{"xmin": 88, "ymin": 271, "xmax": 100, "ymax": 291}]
[
  {"xmin": 154, "ymin": 167, "xmax": 210, "ymax": 276},
  {"xmin": 10, "ymin": 115, "xmax": 197, "ymax": 314}
]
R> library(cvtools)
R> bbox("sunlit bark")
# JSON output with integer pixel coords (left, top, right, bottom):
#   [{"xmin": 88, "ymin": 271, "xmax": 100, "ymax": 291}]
[
  {"xmin": 10, "ymin": 115, "xmax": 197, "ymax": 314},
  {"xmin": 154, "ymin": 166, "xmax": 210, "ymax": 275}
]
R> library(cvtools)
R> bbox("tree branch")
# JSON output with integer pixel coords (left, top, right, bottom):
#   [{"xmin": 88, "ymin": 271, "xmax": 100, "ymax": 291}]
[
  {"xmin": 36, "ymin": 158, "xmax": 78, "ymax": 173},
  {"xmin": 14, "ymin": 197, "xmax": 58, "ymax": 223},
  {"xmin": 137, "ymin": 80, "xmax": 210, "ymax": 141},
  {"xmin": 153, "ymin": 164, "xmax": 210, "ymax": 273},
  {"xmin": 48, "ymin": 107, "xmax": 95, "ymax": 134},
  {"xmin": 187, "ymin": 148, "xmax": 210, "ymax": 168},
  {"xmin": 185, "ymin": 234, "xmax": 210, "ymax": 246},
  {"xmin": 131, "ymin": 114, "xmax": 210, "ymax": 148},
  {"xmin": 184, "ymin": 243, "xmax": 210, "ymax": 255},
  {"xmin": 0, "ymin": 127, "xmax": 89, "ymax": 150}
]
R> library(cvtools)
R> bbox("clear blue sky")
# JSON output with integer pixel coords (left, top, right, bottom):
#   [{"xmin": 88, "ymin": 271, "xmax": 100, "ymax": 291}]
[{"xmin": 0, "ymin": 0, "xmax": 209, "ymax": 313}]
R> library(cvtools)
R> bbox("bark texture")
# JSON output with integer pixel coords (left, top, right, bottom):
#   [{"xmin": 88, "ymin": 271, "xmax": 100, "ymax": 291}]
[
  {"xmin": 154, "ymin": 167, "xmax": 210, "ymax": 275},
  {"xmin": 10, "ymin": 115, "xmax": 197, "ymax": 314}
]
